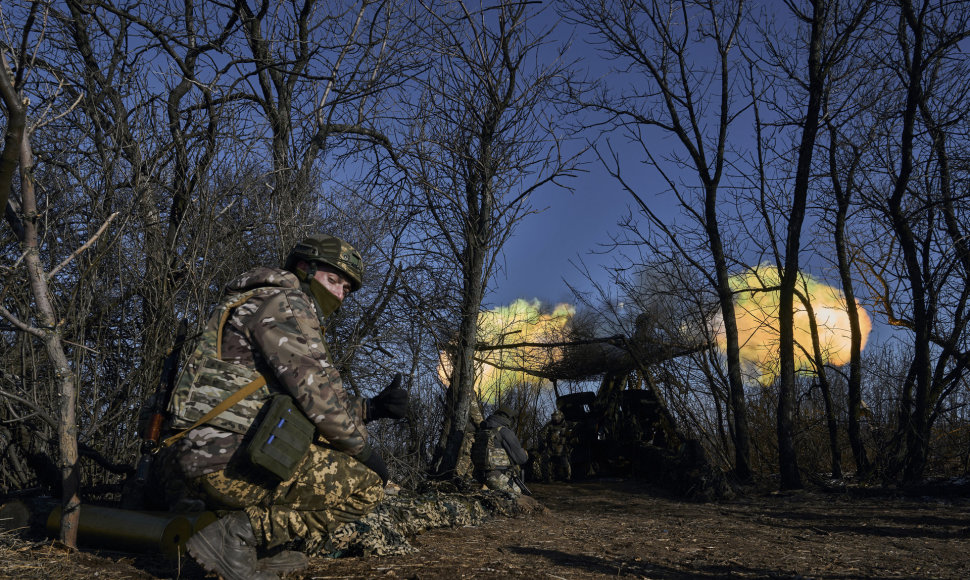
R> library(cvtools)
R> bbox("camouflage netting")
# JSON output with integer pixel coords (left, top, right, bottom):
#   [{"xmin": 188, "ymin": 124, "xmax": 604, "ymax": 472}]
[
  {"xmin": 307, "ymin": 484, "xmax": 540, "ymax": 557},
  {"xmin": 0, "ymin": 482, "xmax": 542, "ymax": 566}
]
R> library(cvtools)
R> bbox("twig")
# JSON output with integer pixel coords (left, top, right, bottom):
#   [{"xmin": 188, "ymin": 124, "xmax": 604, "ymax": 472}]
[
  {"xmin": 10, "ymin": 250, "xmax": 28, "ymax": 270},
  {"xmin": 0, "ymin": 304, "xmax": 42, "ymax": 338},
  {"xmin": 31, "ymin": 84, "xmax": 85, "ymax": 132},
  {"xmin": 0, "ymin": 389, "xmax": 57, "ymax": 428},
  {"xmin": 47, "ymin": 211, "xmax": 119, "ymax": 278},
  {"xmin": 58, "ymin": 338, "xmax": 99, "ymax": 354}
]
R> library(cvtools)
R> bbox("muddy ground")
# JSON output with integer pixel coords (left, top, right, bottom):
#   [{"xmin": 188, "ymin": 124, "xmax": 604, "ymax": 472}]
[{"xmin": 4, "ymin": 478, "xmax": 970, "ymax": 579}]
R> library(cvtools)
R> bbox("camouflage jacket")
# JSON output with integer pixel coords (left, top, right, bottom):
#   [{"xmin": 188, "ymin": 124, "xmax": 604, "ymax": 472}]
[
  {"xmin": 170, "ymin": 267, "xmax": 368, "ymax": 478},
  {"xmin": 539, "ymin": 420, "xmax": 570, "ymax": 455}
]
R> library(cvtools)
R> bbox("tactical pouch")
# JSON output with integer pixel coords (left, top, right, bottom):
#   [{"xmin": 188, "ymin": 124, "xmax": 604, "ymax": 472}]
[{"xmin": 246, "ymin": 394, "xmax": 315, "ymax": 481}]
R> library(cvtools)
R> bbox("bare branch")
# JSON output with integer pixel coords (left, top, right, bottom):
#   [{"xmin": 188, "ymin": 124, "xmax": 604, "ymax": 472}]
[
  {"xmin": 47, "ymin": 212, "xmax": 120, "ymax": 279},
  {"xmin": 0, "ymin": 389, "xmax": 58, "ymax": 429},
  {"xmin": 0, "ymin": 304, "xmax": 43, "ymax": 338}
]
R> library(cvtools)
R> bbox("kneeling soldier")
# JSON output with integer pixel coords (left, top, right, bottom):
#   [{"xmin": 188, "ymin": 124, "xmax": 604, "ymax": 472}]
[
  {"xmin": 471, "ymin": 407, "xmax": 529, "ymax": 495},
  {"xmin": 158, "ymin": 234, "xmax": 408, "ymax": 579}
]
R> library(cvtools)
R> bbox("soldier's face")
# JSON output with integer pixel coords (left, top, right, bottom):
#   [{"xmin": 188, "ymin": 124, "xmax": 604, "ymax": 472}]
[{"xmin": 313, "ymin": 265, "xmax": 353, "ymax": 301}]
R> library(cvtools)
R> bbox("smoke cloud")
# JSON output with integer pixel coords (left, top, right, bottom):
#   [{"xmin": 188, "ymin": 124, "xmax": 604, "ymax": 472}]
[
  {"xmin": 438, "ymin": 299, "xmax": 575, "ymax": 402},
  {"xmin": 711, "ymin": 266, "xmax": 872, "ymax": 386}
]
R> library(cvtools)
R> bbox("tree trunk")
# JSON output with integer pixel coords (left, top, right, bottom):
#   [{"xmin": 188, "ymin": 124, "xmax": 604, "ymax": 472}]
[
  {"xmin": 830, "ymin": 131, "xmax": 871, "ymax": 477},
  {"xmin": 776, "ymin": 0, "xmax": 831, "ymax": 491},
  {"xmin": 890, "ymin": 0, "xmax": 931, "ymax": 485},
  {"xmin": 19, "ymin": 134, "xmax": 82, "ymax": 546},
  {"xmin": 707, "ymin": 217, "xmax": 752, "ymax": 482},
  {"xmin": 800, "ymin": 290, "xmax": 843, "ymax": 479},
  {"xmin": 432, "ymin": 244, "xmax": 487, "ymax": 477}
]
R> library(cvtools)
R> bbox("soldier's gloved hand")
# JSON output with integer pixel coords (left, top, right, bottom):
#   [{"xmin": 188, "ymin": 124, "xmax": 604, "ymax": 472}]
[
  {"xmin": 360, "ymin": 449, "xmax": 389, "ymax": 484},
  {"xmin": 367, "ymin": 373, "xmax": 408, "ymax": 421}
]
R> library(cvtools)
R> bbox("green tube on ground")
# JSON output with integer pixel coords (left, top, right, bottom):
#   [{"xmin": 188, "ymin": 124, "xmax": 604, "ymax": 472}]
[{"xmin": 46, "ymin": 505, "xmax": 194, "ymax": 558}]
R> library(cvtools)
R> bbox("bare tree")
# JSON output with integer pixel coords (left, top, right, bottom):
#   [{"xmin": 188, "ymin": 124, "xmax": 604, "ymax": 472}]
[
  {"xmin": 753, "ymin": 0, "xmax": 875, "ymax": 490},
  {"xmin": 1, "ymin": 17, "xmax": 87, "ymax": 543},
  {"xmin": 855, "ymin": 0, "xmax": 970, "ymax": 483},
  {"xmin": 229, "ymin": 0, "xmax": 413, "ymax": 209},
  {"xmin": 824, "ymin": 114, "xmax": 874, "ymax": 477},
  {"xmin": 408, "ymin": 0, "xmax": 579, "ymax": 477},
  {"xmin": 566, "ymin": 0, "xmax": 754, "ymax": 481}
]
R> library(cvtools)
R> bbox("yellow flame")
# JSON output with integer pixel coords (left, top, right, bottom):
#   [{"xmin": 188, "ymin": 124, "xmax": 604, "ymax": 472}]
[
  {"xmin": 712, "ymin": 266, "xmax": 872, "ymax": 386},
  {"xmin": 438, "ymin": 299, "xmax": 575, "ymax": 402}
]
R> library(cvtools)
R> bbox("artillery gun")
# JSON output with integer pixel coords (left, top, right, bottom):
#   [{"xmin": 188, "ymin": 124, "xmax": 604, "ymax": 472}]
[
  {"xmin": 537, "ymin": 331, "xmax": 731, "ymax": 499},
  {"xmin": 557, "ymin": 374, "xmax": 669, "ymax": 481}
]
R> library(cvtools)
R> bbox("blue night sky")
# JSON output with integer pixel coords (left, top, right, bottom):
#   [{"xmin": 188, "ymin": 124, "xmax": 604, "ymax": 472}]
[
  {"xmin": 485, "ymin": 10, "xmax": 647, "ymax": 311},
  {"xmin": 482, "ymin": 4, "xmax": 899, "ymax": 352},
  {"xmin": 488, "ymin": 169, "xmax": 635, "ymax": 309}
]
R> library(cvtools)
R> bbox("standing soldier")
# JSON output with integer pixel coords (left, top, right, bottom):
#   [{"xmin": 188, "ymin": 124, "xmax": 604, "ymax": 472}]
[
  {"xmin": 471, "ymin": 407, "xmax": 529, "ymax": 495},
  {"xmin": 157, "ymin": 234, "xmax": 408, "ymax": 580},
  {"xmin": 538, "ymin": 409, "xmax": 572, "ymax": 482}
]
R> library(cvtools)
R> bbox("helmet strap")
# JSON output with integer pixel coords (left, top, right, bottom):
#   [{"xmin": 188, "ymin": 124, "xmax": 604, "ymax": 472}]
[{"xmin": 303, "ymin": 260, "xmax": 318, "ymax": 279}]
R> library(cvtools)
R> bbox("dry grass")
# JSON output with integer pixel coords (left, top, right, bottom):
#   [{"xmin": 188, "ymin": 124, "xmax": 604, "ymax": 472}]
[{"xmin": 0, "ymin": 529, "xmax": 176, "ymax": 579}]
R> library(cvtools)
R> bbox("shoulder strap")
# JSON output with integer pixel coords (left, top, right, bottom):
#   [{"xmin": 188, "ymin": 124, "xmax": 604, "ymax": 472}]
[
  {"xmin": 160, "ymin": 374, "xmax": 267, "ymax": 448},
  {"xmin": 216, "ymin": 293, "xmax": 259, "ymax": 360},
  {"xmin": 160, "ymin": 291, "xmax": 269, "ymax": 448}
]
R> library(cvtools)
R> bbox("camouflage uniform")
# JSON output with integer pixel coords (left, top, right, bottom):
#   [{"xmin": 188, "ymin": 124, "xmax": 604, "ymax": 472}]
[
  {"xmin": 190, "ymin": 443, "xmax": 382, "ymax": 549},
  {"xmin": 471, "ymin": 410, "xmax": 528, "ymax": 495},
  {"xmin": 311, "ymin": 485, "xmax": 543, "ymax": 557},
  {"xmin": 538, "ymin": 412, "xmax": 572, "ymax": 482},
  {"xmin": 161, "ymin": 266, "xmax": 383, "ymax": 549}
]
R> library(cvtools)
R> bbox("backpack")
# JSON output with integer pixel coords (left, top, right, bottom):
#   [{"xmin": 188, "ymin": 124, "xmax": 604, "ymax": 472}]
[{"xmin": 471, "ymin": 425, "xmax": 511, "ymax": 471}]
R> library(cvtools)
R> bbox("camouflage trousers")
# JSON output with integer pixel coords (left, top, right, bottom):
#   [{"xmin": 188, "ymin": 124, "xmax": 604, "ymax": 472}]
[
  {"xmin": 477, "ymin": 469, "xmax": 523, "ymax": 495},
  {"xmin": 539, "ymin": 451, "xmax": 572, "ymax": 482},
  {"xmin": 190, "ymin": 444, "xmax": 384, "ymax": 549}
]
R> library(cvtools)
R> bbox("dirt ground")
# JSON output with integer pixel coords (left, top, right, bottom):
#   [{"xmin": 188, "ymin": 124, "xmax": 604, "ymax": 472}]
[{"xmin": 4, "ymin": 478, "xmax": 970, "ymax": 579}]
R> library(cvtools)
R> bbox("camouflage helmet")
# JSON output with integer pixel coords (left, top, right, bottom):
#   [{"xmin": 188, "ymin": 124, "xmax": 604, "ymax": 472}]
[{"xmin": 286, "ymin": 234, "xmax": 363, "ymax": 291}]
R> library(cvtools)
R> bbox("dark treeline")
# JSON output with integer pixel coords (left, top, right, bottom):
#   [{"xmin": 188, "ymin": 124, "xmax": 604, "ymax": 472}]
[{"xmin": 2, "ymin": 0, "xmax": 970, "ymax": 545}]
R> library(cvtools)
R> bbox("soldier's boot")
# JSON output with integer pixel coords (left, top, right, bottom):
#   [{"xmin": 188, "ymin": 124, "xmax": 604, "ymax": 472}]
[
  {"xmin": 186, "ymin": 511, "xmax": 277, "ymax": 580},
  {"xmin": 256, "ymin": 550, "xmax": 309, "ymax": 575}
]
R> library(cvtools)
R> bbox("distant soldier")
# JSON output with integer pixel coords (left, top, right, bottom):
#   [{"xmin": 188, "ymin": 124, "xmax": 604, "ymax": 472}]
[
  {"xmin": 471, "ymin": 407, "xmax": 529, "ymax": 495},
  {"xmin": 538, "ymin": 409, "xmax": 572, "ymax": 482}
]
